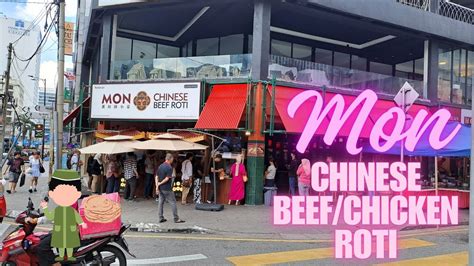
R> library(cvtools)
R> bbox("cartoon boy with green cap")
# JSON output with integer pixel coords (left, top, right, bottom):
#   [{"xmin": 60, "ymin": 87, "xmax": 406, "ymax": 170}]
[{"xmin": 40, "ymin": 169, "xmax": 87, "ymax": 262}]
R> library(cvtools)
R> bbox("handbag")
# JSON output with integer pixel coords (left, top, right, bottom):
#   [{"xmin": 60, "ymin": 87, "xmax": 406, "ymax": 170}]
[
  {"xmin": 19, "ymin": 173, "xmax": 26, "ymax": 187},
  {"xmin": 39, "ymin": 160, "xmax": 45, "ymax": 174}
]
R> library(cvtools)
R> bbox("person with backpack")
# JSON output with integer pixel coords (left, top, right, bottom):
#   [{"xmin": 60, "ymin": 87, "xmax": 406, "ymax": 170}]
[
  {"xmin": 105, "ymin": 155, "xmax": 120, "ymax": 194},
  {"xmin": 3, "ymin": 152, "xmax": 25, "ymax": 194}
]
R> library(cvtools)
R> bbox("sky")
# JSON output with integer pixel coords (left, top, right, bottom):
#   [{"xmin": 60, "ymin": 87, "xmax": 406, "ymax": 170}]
[{"xmin": 0, "ymin": 0, "xmax": 77, "ymax": 91}]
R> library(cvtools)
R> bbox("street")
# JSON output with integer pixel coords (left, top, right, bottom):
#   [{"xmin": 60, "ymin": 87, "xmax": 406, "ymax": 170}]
[{"xmin": 0, "ymin": 170, "xmax": 469, "ymax": 265}]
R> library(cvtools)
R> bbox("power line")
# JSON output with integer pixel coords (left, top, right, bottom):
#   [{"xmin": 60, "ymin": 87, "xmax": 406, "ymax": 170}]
[{"xmin": 11, "ymin": 2, "xmax": 52, "ymax": 46}]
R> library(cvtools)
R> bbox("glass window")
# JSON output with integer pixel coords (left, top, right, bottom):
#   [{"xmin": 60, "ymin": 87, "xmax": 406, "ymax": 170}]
[
  {"xmin": 248, "ymin": 35, "xmax": 253, "ymax": 53},
  {"xmin": 220, "ymin": 34, "xmax": 243, "ymax": 55},
  {"xmin": 370, "ymin": 61, "xmax": 392, "ymax": 76},
  {"xmin": 114, "ymin": 37, "xmax": 132, "ymax": 61},
  {"xmin": 452, "ymin": 49, "xmax": 466, "ymax": 104},
  {"xmin": 395, "ymin": 61, "xmax": 413, "ymax": 79},
  {"xmin": 467, "ymin": 50, "xmax": 473, "ymax": 106},
  {"xmin": 334, "ymin": 52, "xmax": 350, "ymax": 68},
  {"xmin": 157, "ymin": 44, "xmax": 180, "ymax": 58},
  {"xmin": 132, "ymin": 40, "xmax": 156, "ymax": 60},
  {"xmin": 196, "ymin": 38, "xmax": 219, "ymax": 56},
  {"xmin": 351, "ymin": 55, "xmax": 367, "ymax": 71},
  {"xmin": 315, "ymin": 48, "xmax": 332, "ymax": 65},
  {"xmin": 292, "ymin": 44, "xmax": 311, "ymax": 61},
  {"xmin": 187, "ymin": 41, "xmax": 193, "ymax": 57},
  {"xmin": 438, "ymin": 48, "xmax": 452, "ymax": 102},
  {"xmin": 271, "ymin": 39, "xmax": 291, "ymax": 58},
  {"xmin": 414, "ymin": 58, "xmax": 424, "ymax": 81}
]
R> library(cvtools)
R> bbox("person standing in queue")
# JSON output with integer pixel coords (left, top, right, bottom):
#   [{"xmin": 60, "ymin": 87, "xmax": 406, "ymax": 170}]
[
  {"xmin": 297, "ymin": 158, "xmax": 311, "ymax": 196},
  {"xmin": 207, "ymin": 154, "xmax": 224, "ymax": 203},
  {"xmin": 123, "ymin": 152, "xmax": 138, "ymax": 201},
  {"xmin": 287, "ymin": 152, "xmax": 299, "ymax": 196},
  {"xmin": 264, "ymin": 158, "xmax": 277, "ymax": 187},
  {"xmin": 180, "ymin": 153, "xmax": 193, "ymax": 205},
  {"xmin": 105, "ymin": 155, "xmax": 120, "ymax": 194},
  {"xmin": 144, "ymin": 151, "xmax": 157, "ymax": 199},
  {"xmin": 28, "ymin": 151, "xmax": 42, "ymax": 193},
  {"xmin": 156, "ymin": 153, "xmax": 185, "ymax": 223}
]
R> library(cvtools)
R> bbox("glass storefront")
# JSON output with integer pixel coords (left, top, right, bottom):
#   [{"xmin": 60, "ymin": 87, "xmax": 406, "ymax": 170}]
[{"xmin": 438, "ymin": 47, "xmax": 473, "ymax": 105}]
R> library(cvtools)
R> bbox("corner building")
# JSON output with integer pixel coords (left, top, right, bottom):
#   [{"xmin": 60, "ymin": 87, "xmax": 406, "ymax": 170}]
[{"xmin": 73, "ymin": 0, "xmax": 474, "ymax": 205}]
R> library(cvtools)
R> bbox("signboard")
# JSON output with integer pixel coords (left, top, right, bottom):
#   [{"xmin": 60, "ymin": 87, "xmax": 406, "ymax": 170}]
[
  {"xmin": 64, "ymin": 22, "xmax": 74, "ymax": 56},
  {"xmin": 30, "ymin": 112, "xmax": 50, "ymax": 119},
  {"xmin": 393, "ymin": 82, "xmax": 419, "ymax": 112},
  {"xmin": 91, "ymin": 82, "xmax": 201, "ymax": 120},
  {"xmin": 461, "ymin": 108, "xmax": 471, "ymax": 125}
]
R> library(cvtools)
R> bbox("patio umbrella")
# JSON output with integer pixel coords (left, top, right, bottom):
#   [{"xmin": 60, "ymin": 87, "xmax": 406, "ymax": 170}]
[
  {"xmin": 129, "ymin": 133, "xmax": 208, "ymax": 151},
  {"xmin": 79, "ymin": 135, "xmax": 137, "ymax": 154}
]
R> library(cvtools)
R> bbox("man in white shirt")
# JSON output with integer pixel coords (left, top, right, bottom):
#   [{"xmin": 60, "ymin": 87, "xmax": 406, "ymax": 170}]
[{"xmin": 181, "ymin": 153, "xmax": 193, "ymax": 205}]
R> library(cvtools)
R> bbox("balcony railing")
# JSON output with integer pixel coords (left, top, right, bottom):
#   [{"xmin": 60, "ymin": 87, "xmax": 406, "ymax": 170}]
[
  {"xmin": 269, "ymin": 55, "xmax": 424, "ymax": 97},
  {"xmin": 397, "ymin": 0, "xmax": 474, "ymax": 24},
  {"xmin": 110, "ymin": 54, "xmax": 252, "ymax": 81}
]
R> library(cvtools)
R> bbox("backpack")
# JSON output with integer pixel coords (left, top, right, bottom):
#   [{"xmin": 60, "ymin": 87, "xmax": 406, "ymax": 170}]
[{"xmin": 66, "ymin": 155, "xmax": 72, "ymax": 169}]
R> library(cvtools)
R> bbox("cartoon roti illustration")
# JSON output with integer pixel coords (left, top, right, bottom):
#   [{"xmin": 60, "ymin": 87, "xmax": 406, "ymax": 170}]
[
  {"xmin": 133, "ymin": 91, "xmax": 151, "ymax": 111},
  {"xmin": 40, "ymin": 170, "xmax": 87, "ymax": 262},
  {"xmin": 83, "ymin": 194, "xmax": 121, "ymax": 223}
]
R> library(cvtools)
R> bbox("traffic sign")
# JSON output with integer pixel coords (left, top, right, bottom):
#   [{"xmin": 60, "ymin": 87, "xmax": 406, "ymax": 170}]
[
  {"xmin": 394, "ymin": 82, "xmax": 419, "ymax": 112},
  {"xmin": 34, "ymin": 105, "xmax": 49, "ymax": 112},
  {"xmin": 30, "ymin": 112, "xmax": 50, "ymax": 119}
]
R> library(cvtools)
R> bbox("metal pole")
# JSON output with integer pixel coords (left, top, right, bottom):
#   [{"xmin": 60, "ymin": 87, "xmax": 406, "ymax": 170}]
[
  {"xmin": 212, "ymin": 137, "xmax": 217, "ymax": 204},
  {"xmin": 41, "ymin": 79, "xmax": 46, "ymax": 159},
  {"xmin": 0, "ymin": 43, "xmax": 13, "ymax": 169},
  {"xmin": 56, "ymin": 0, "xmax": 66, "ymax": 168},
  {"xmin": 469, "ymin": 84, "xmax": 474, "ymax": 265}
]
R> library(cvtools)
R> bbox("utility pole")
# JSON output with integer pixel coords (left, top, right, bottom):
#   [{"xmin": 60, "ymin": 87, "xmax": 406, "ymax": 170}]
[
  {"xmin": 0, "ymin": 43, "xmax": 13, "ymax": 169},
  {"xmin": 56, "ymin": 0, "xmax": 65, "ymax": 169}
]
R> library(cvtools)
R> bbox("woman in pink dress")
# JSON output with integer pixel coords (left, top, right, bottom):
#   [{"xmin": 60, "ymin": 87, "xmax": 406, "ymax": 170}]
[{"xmin": 228, "ymin": 155, "xmax": 247, "ymax": 205}]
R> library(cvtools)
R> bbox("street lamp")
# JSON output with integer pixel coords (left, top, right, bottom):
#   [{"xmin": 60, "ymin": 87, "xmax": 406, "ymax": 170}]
[{"xmin": 29, "ymin": 75, "xmax": 46, "ymax": 159}]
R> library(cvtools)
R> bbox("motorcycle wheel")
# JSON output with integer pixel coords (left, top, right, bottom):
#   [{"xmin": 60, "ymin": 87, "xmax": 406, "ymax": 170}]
[{"xmin": 98, "ymin": 245, "xmax": 127, "ymax": 266}]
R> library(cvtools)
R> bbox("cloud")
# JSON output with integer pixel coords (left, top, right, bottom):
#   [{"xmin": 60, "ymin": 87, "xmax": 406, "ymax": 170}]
[{"xmin": 40, "ymin": 60, "xmax": 74, "ymax": 90}]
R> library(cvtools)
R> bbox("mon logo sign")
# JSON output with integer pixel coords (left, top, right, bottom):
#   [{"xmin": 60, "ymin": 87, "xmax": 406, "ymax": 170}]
[
  {"xmin": 288, "ymin": 89, "xmax": 461, "ymax": 155},
  {"xmin": 102, "ymin": 93, "xmax": 132, "ymax": 105}
]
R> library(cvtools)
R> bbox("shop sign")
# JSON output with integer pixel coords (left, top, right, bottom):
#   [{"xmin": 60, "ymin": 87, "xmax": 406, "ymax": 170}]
[
  {"xmin": 91, "ymin": 82, "xmax": 201, "ymax": 120},
  {"xmin": 288, "ymin": 89, "xmax": 461, "ymax": 155},
  {"xmin": 461, "ymin": 109, "xmax": 471, "ymax": 125},
  {"xmin": 64, "ymin": 22, "xmax": 74, "ymax": 56}
]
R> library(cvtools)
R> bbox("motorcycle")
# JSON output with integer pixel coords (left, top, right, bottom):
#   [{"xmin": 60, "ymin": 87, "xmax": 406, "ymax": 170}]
[{"xmin": 0, "ymin": 198, "xmax": 135, "ymax": 266}]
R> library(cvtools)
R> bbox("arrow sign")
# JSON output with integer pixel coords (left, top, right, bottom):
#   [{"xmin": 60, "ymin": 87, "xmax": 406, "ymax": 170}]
[{"xmin": 394, "ymin": 81, "xmax": 419, "ymax": 112}]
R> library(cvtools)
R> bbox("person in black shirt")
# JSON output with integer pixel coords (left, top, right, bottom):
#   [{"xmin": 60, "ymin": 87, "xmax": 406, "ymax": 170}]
[
  {"xmin": 156, "ymin": 153, "xmax": 184, "ymax": 223},
  {"xmin": 207, "ymin": 154, "xmax": 224, "ymax": 203},
  {"xmin": 287, "ymin": 152, "xmax": 299, "ymax": 196}
]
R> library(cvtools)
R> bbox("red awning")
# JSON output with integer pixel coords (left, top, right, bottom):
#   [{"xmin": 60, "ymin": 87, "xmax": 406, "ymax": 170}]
[
  {"xmin": 63, "ymin": 97, "xmax": 91, "ymax": 126},
  {"xmin": 195, "ymin": 84, "xmax": 248, "ymax": 130},
  {"xmin": 270, "ymin": 86, "xmax": 430, "ymax": 138}
]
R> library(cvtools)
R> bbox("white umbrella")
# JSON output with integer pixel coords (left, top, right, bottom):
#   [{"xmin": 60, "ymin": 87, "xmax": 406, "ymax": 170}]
[
  {"xmin": 79, "ymin": 135, "xmax": 137, "ymax": 154},
  {"xmin": 129, "ymin": 133, "xmax": 208, "ymax": 151}
]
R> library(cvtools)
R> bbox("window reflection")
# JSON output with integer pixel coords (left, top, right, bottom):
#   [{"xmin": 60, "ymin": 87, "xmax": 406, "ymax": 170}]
[
  {"xmin": 333, "ymin": 52, "xmax": 350, "ymax": 68},
  {"xmin": 196, "ymin": 38, "xmax": 219, "ymax": 56},
  {"xmin": 271, "ymin": 39, "xmax": 291, "ymax": 58},
  {"xmin": 351, "ymin": 55, "xmax": 367, "ymax": 71},
  {"xmin": 114, "ymin": 37, "xmax": 132, "ymax": 61},
  {"xmin": 438, "ymin": 48, "xmax": 452, "ymax": 102},
  {"xmin": 157, "ymin": 44, "xmax": 179, "ymax": 58},
  {"xmin": 315, "ymin": 48, "xmax": 332, "ymax": 65},
  {"xmin": 292, "ymin": 44, "xmax": 312, "ymax": 61},
  {"xmin": 220, "ymin": 34, "xmax": 244, "ymax": 55},
  {"xmin": 132, "ymin": 40, "xmax": 156, "ymax": 60},
  {"xmin": 370, "ymin": 61, "xmax": 392, "ymax": 76}
]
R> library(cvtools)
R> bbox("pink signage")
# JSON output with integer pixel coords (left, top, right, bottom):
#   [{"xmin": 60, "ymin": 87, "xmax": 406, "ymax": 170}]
[{"xmin": 287, "ymin": 89, "xmax": 461, "ymax": 155}]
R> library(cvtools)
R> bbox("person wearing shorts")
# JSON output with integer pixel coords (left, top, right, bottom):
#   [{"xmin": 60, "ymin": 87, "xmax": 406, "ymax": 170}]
[
  {"xmin": 29, "ymin": 151, "xmax": 42, "ymax": 193},
  {"xmin": 3, "ymin": 152, "xmax": 25, "ymax": 194}
]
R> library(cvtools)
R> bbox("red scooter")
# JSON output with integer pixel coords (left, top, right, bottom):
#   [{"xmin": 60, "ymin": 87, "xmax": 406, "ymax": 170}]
[{"xmin": 0, "ymin": 198, "xmax": 134, "ymax": 266}]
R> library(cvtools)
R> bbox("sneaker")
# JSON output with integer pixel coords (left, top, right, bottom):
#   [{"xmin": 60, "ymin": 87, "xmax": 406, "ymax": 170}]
[
  {"xmin": 206, "ymin": 200, "xmax": 212, "ymax": 204},
  {"xmin": 174, "ymin": 219, "xmax": 185, "ymax": 223},
  {"xmin": 33, "ymin": 188, "xmax": 37, "ymax": 192},
  {"xmin": 6, "ymin": 190, "xmax": 11, "ymax": 194},
  {"xmin": 28, "ymin": 189, "xmax": 33, "ymax": 193},
  {"xmin": 159, "ymin": 218, "xmax": 167, "ymax": 223}
]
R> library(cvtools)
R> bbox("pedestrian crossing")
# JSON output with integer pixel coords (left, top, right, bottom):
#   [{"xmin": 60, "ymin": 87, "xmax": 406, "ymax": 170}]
[
  {"xmin": 374, "ymin": 251, "xmax": 468, "ymax": 266},
  {"xmin": 226, "ymin": 238, "xmax": 434, "ymax": 265}
]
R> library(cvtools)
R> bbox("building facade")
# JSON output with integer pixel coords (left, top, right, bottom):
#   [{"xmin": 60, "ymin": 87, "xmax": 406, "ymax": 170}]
[
  {"xmin": 74, "ymin": 0, "xmax": 474, "ymax": 205},
  {"xmin": 0, "ymin": 16, "xmax": 42, "ymax": 110}
]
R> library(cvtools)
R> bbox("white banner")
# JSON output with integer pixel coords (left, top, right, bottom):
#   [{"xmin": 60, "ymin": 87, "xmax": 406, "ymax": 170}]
[{"xmin": 91, "ymin": 82, "xmax": 201, "ymax": 120}]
